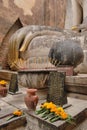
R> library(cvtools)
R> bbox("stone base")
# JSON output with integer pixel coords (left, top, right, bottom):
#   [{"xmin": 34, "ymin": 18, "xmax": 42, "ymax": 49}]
[
  {"xmin": 25, "ymin": 98, "xmax": 87, "ymax": 130},
  {"xmin": 0, "ymin": 99, "xmax": 26, "ymax": 130},
  {"xmin": 0, "ymin": 116, "xmax": 26, "ymax": 130},
  {"xmin": 65, "ymin": 74, "xmax": 87, "ymax": 95}
]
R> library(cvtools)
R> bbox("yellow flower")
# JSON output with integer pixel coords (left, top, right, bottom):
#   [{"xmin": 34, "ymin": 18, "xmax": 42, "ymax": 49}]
[
  {"xmin": 57, "ymin": 107, "xmax": 64, "ymax": 113},
  {"xmin": 41, "ymin": 102, "xmax": 49, "ymax": 108},
  {"xmin": 60, "ymin": 112, "xmax": 68, "ymax": 119},
  {"xmin": 13, "ymin": 110, "xmax": 23, "ymax": 116},
  {"xmin": 55, "ymin": 110, "xmax": 60, "ymax": 116},
  {"xmin": 36, "ymin": 102, "xmax": 74, "ymax": 123},
  {"xmin": 47, "ymin": 102, "xmax": 56, "ymax": 109},
  {"xmin": 50, "ymin": 107, "xmax": 57, "ymax": 113},
  {"xmin": 0, "ymin": 80, "xmax": 8, "ymax": 85}
]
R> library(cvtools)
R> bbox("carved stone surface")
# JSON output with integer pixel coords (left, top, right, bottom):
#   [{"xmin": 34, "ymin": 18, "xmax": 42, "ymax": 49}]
[
  {"xmin": 9, "ymin": 74, "xmax": 18, "ymax": 94},
  {"xmin": 25, "ymin": 98, "xmax": 87, "ymax": 130},
  {"xmin": 47, "ymin": 71, "xmax": 67, "ymax": 106}
]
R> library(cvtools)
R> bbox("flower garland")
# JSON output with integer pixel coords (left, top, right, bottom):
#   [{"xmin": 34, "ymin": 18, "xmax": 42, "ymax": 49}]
[{"xmin": 35, "ymin": 102, "xmax": 75, "ymax": 124}]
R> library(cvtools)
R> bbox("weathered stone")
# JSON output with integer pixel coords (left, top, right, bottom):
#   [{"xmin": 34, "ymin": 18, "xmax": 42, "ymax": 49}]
[
  {"xmin": 0, "ymin": 70, "xmax": 17, "ymax": 81},
  {"xmin": 18, "ymin": 67, "xmax": 73, "ymax": 90},
  {"xmin": 0, "ymin": 0, "xmax": 66, "ymax": 31},
  {"xmin": 65, "ymin": 74, "xmax": 87, "ymax": 95},
  {"xmin": 25, "ymin": 98, "xmax": 87, "ymax": 130},
  {"xmin": 47, "ymin": 71, "xmax": 67, "ymax": 106},
  {"xmin": 48, "ymin": 39, "xmax": 84, "ymax": 67},
  {"xmin": 75, "ymin": 50, "xmax": 87, "ymax": 73},
  {"xmin": 9, "ymin": 74, "xmax": 18, "ymax": 94},
  {"xmin": 0, "ymin": 97, "xmax": 26, "ymax": 130}
]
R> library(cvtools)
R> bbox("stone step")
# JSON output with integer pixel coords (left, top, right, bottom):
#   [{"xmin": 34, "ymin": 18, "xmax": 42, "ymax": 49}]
[
  {"xmin": 65, "ymin": 74, "xmax": 87, "ymax": 95},
  {"xmin": 0, "ymin": 70, "xmax": 17, "ymax": 81},
  {"xmin": 67, "ymin": 92, "xmax": 87, "ymax": 100}
]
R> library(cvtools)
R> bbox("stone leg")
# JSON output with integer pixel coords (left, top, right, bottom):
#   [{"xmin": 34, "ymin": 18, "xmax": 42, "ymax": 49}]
[
  {"xmin": 71, "ymin": 0, "xmax": 83, "ymax": 25},
  {"xmin": 83, "ymin": 0, "xmax": 87, "ymax": 18}
]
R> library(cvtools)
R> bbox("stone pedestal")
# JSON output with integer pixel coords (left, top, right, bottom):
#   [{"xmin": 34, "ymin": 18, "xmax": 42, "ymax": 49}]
[
  {"xmin": 25, "ymin": 98, "xmax": 87, "ymax": 130},
  {"xmin": 18, "ymin": 67, "xmax": 73, "ymax": 89}
]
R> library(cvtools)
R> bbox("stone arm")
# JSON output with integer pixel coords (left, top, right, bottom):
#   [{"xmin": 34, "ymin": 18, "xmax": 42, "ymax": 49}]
[
  {"xmin": 7, "ymin": 25, "xmax": 62, "ymax": 71},
  {"xmin": 72, "ymin": 16, "xmax": 87, "ymax": 31}
]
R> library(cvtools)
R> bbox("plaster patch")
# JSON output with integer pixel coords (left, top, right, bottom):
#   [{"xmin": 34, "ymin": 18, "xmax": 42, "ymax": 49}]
[{"xmin": 14, "ymin": 0, "xmax": 35, "ymax": 15}]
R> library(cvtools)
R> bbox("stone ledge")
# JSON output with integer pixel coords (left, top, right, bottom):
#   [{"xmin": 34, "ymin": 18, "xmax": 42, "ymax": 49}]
[
  {"xmin": 65, "ymin": 74, "xmax": 87, "ymax": 95},
  {"xmin": 0, "ymin": 70, "xmax": 17, "ymax": 81},
  {"xmin": 25, "ymin": 98, "xmax": 87, "ymax": 130},
  {"xmin": 0, "ymin": 87, "xmax": 27, "ymax": 130},
  {"xmin": 0, "ymin": 116, "xmax": 26, "ymax": 130}
]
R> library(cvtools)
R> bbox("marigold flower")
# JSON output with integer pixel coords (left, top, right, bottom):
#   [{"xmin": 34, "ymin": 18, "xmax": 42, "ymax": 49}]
[
  {"xmin": 60, "ymin": 112, "xmax": 68, "ymax": 119},
  {"xmin": 57, "ymin": 107, "xmax": 64, "ymax": 113},
  {"xmin": 55, "ymin": 110, "xmax": 60, "ymax": 116},
  {"xmin": 50, "ymin": 107, "xmax": 57, "ymax": 113},
  {"xmin": 35, "ymin": 102, "xmax": 74, "ymax": 123},
  {"xmin": 47, "ymin": 102, "xmax": 56, "ymax": 109},
  {"xmin": 41, "ymin": 102, "xmax": 49, "ymax": 108},
  {"xmin": 13, "ymin": 110, "xmax": 23, "ymax": 116},
  {"xmin": 0, "ymin": 80, "xmax": 8, "ymax": 85}
]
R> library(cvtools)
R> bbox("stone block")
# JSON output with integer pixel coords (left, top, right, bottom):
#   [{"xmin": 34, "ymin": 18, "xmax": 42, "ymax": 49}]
[
  {"xmin": 0, "ymin": 100, "xmax": 26, "ymax": 130},
  {"xmin": 25, "ymin": 98, "xmax": 87, "ymax": 130},
  {"xmin": 65, "ymin": 74, "xmax": 87, "ymax": 95},
  {"xmin": 0, "ymin": 70, "xmax": 17, "ymax": 81},
  {"xmin": 18, "ymin": 67, "xmax": 73, "ymax": 89}
]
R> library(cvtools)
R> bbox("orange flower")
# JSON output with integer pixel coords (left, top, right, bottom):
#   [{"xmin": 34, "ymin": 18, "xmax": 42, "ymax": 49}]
[
  {"xmin": 0, "ymin": 80, "xmax": 8, "ymax": 85},
  {"xmin": 13, "ymin": 110, "xmax": 23, "ymax": 116},
  {"xmin": 57, "ymin": 107, "xmax": 64, "ymax": 113},
  {"xmin": 41, "ymin": 102, "xmax": 49, "ymax": 108},
  {"xmin": 60, "ymin": 112, "xmax": 68, "ymax": 119},
  {"xmin": 36, "ymin": 102, "xmax": 74, "ymax": 123},
  {"xmin": 50, "ymin": 107, "xmax": 57, "ymax": 113}
]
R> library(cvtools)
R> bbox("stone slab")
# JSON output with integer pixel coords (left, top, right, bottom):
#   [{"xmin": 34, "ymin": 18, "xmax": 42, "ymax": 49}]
[
  {"xmin": 74, "ymin": 119, "xmax": 87, "ymax": 130},
  {"xmin": 1, "ymin": 92, "xmax": 27, "ymax": 110},
  {"xmin": 0, "ymin": 70, "xmax": 17, "ymax": 81},
  {"xmin": 65, "ymin": 74, "xmax": 87, "ymax": 95},
  {"xmin": 25, "ymin": 97, "xmax": 87, "ymax": 130},
  {"xmin": 66, "ymin": 74, "xmax": 87, "ymax": 86},
  {"xmin": 67, "ymin": 92, "xmax": 87, "ymax": 100},
  {"xmin": 18, "ymin": 66, "xmax": 73, "ymax": 76},
  {"xmin": 0, "ymin": 100, "xmax": 16, "ymax": 119},
  {"xmin": 0, "ymin": 116, "xmax": 26, "ymax": 130},
  {"xmin": 0, "ymin": 99, "xmax": 26, "ymax": 129},
  {"xmin": 0, "ymin": 87, "xmax": 27, "ymax": 129}
]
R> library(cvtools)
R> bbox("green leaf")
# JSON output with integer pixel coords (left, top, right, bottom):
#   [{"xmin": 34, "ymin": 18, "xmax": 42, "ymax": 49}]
[
  {"xmin": 65, "ymin": 117, "xmax": 76, "ymax": 126},
  {"xmin": 44, "ymin": 113, "xmax": 54, "ymax": 120},
  {"xmin": 35, "ymin": 108, "xmax": 46, "ymax": 115},
  {"xmin": 7, "ymin": 115, "xmax": 17, "ymax": 121},
  {"xmin": 50, "ymin": 116, "xmax": 60, "ymax": 123},
  {"xmin": 41, "ymin": 110, "xmax": 50, "ymax": 118}
]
